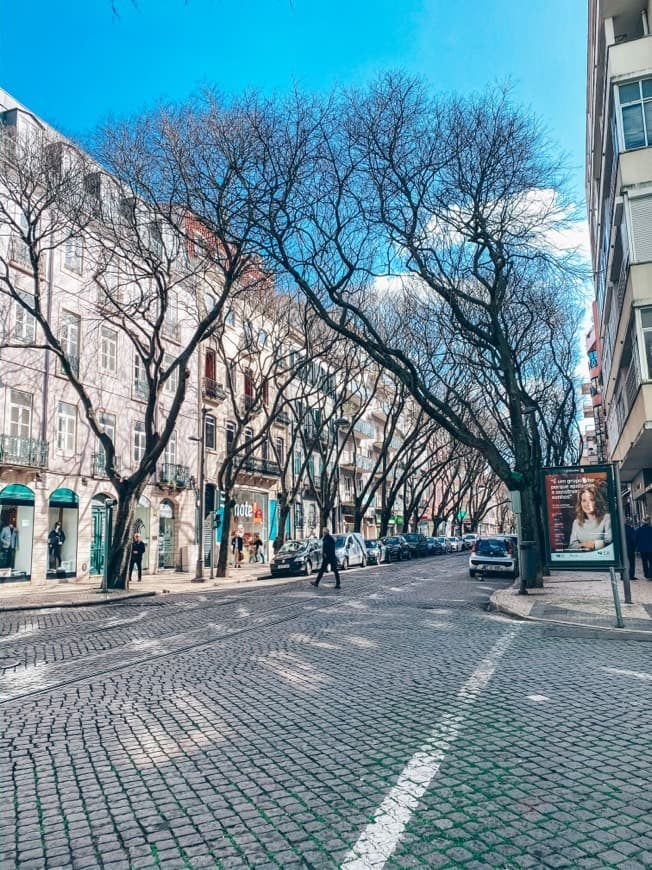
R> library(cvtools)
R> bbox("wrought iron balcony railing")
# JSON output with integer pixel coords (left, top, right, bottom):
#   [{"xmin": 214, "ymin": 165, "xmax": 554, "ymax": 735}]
[
  {"xmin": 203, "ymin": 377, "xmax": 226, "ymax": 401},
  {"xmin": 276, "ymin": 411, "xmax": 291, "ymax": 426},
  {"xmin": 0, "ymin": 435, "xmax": 48, "ymax": 468},
  {"xmin": 158, "ymin": 463, "xmax": 191, "ymax": 487},
  {"xmin": 91, "ymin": 452, "xmax": 121, "ymax": 478},
  {"xmin": 241, "ymin": 456, "xmax": 281, "ymax": 477}
]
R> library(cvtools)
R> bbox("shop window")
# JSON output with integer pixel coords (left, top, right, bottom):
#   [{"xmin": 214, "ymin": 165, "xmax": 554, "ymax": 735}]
[
  {"xmin": 47, "ymin": 488, "xmax": 79, "ymax": 577},
  {"xmin": 0, "ymin": 483, "xmax": 35, "ymax": 579}
]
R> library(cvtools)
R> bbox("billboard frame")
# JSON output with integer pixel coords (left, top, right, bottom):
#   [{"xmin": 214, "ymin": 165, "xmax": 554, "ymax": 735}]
[{"xmin": 541, "ymin": 463, "xmax": 622, "ymax": 571}]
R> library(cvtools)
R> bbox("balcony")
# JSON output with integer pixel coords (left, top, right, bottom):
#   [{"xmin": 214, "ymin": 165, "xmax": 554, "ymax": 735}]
[
  {"xmin": 276, "ymin": 411, "xmax": 291, "ymax": 426},
  {"xmin": 302, "ymin": 475, "xmax": 322, "ymax": 496},
  {"xmin": 0, "ymin": 435, "xmax": 48, "ymax": 469},
  {"xmin": 241, "ymin": 456, "xmax": 281, "ymax": 477},
  {"xmin": 158, "ymin": 463, "xmax": 191, "ymax": 487},
  {"xmin": 203, "ymin": 377, "xmax": 226, "ymax": 402},
  {"xmin": 91, "ymin": 452, "xmax": 121, "ymax": 478}
]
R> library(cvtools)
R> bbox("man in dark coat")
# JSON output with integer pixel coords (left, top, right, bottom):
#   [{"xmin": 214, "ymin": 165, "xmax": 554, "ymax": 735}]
[
  {"xmin": 129, "ymin": 532, "xmax": 146, "ymax": 582},
  {"xmin": 311, "ymin": 527, "xmax": 341, "ymax": 589},
  {"xmin": 636, "ymin": 517, "xmax": 652, "ymax": 580},
  {"xmin": 625, "ymin": 520, "xmax": 637, "ymax": 579}
]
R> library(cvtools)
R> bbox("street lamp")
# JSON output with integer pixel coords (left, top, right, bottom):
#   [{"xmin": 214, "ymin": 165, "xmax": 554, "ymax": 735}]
[
  {"xmin": 189, "ymin": 407, "xmax": 207, "ymax": 583},
  {"xmin": 333, "ymin": 417, "xmax": 349, "ymax": 533}
]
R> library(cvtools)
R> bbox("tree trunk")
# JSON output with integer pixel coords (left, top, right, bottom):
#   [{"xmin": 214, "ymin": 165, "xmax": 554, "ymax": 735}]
[
  {"xmin": 106, "ymin": 489, "xmax": 138, "ymax": 590},
  {"xmin": 277, "ymin": 501, "xmax": 291, "ymax": 546},
  {"xmin": 216, "ymin": 496, "xmax": 235, "ymax": 577}
]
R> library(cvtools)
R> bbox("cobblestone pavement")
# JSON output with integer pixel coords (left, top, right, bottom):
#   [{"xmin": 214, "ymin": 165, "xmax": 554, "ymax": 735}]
[{"xmin": 2, "ymin": 553, "xmax": 652, "ymax": 869}]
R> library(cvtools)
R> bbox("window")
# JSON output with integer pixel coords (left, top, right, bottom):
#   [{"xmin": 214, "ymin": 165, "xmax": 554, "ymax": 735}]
[
  {"xmin": 619, "ymin": 79, "xmax": 652, "ymax": 150},
  {"xmin": 642, "ymin": 306, "xmax": 652, "ymax": 379},
  {"xmin": 243, "ymin": 320, "xmax": 254, "ymax": 345},
  {"xmin": 588, "ymin": 350, "xmax": 598, "ymax": 369},
  {"xmin": 162, "ymin": 291, "xmax": 178, "ymax": 339},
  {"xmin": 164, "ymin": 353, "xmax": 179, "ymax": 395},
  {"xmin": 225, "ymin": 420, "xmax": 235, "ymax": 450},
  {"xmin": 133, "ymin": 421, "xmax": 146, "ymax": 463},
  {"xmin": 11, "ymin": 214, "xmax": 30, "ymax": 267},
  {"xmin": 148, "ymin": 221, "xmax": 163, "ymax": 258},
  {"xmin": 9, "ymin": 390, "xmax": 32, "ymax": 439},
  {"xmin": 134, "ymin": 355, "xmax": 148, "ymax": 400},
  {"xmin": 205, "ymin": 350, "xmax": 216, "ymax": 381},
  {"xmin": 244, "ymin": 427, "xmax": 254, "ymax": 452},
  {"xmin": 225, "ymin": 309, "xmax": 236, "ymax": 327},
  {"xmin": 244, "ymin": 371, "xmax": 254, "ymax": 399},
  {"xmin": 97, "ymin": 413, "xmax": 116, "ymax": 466},
  {"xmin": 100, "ymin": 326, "xmax": 117, "ymax": 373},
  {"xmin": 14, "ymin": 294, "xmax": 35, "ymax": 343},
  {"xmin": 163, "ymin": 430, "xmax": 177, "ymax": 466},
  {"xmin": 57, "ymin": 402, "xmax": 76, "ymax": 455},
  {"xmin": 63, "ymin": 236, "xmax": 83, "ymax": 274},
  {"xmin": 205, "ymin": 414, "xmax": 216, "ymax": 450},
  {"xmin": 258, "ymin": 329, "xmax": 268, "ymax": 348},
  {"xmin": 261, "ymin": 437, "xmax": 269, "ymax": 461},
  {"xmin": 275, "ymin": 436, "xmax": 285, "ymax": 464},
  {"xmin": 60, "ymin": 312, "xmax": 80, "ymax": 376}
]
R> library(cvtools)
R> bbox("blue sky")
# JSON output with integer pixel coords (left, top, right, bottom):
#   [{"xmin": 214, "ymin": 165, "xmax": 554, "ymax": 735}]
[{"xmin": 2, "ymin": 0, "xmax": 587, "ymax": 197}]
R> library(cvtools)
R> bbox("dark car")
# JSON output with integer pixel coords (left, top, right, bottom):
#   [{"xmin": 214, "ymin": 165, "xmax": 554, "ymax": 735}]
[
  {"xmin": 365, "ymin": 539, "xmax": 385, "ymax": 565},
  {"xmin": 270, "ymin": 539, "xmax": 323, "ymax": 577},
  {"xmin": 402, "ymin": 532, "xmax": 429, "ymax": 558},
  {"xmin": 379, "ymin": 535, "xmax": 412, "ymax": 562},
  {"xmin": 425, "ymin": 536, "xmax": 444, "ymax": 555}
]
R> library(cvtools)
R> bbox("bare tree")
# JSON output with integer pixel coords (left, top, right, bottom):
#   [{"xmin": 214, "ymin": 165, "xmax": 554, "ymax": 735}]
[{"xmin": 227, "ymin": 79, "xmax": 586, "ymax": 586}]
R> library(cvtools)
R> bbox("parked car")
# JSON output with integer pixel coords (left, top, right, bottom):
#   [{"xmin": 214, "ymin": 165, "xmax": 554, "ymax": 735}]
[
  {"xmin": 379, "ymin": 535, "xmax": 412, "ymax": 562},
  {"xmin": 425, "ymin": 536, "xmax": 444, "ymax": 555},
  {"xmin": 365, "ymin": 539, "xmax": 385, "ymax": 565},
  {"xmin": 333, "ymin": 533, "xmax": 367, "ymax": 569},
  {"xmin": 468, "ymin": 536, "xmax": 517, "ymax": 578},
  {"xmin": 270, "ymin": 539, "xmax": 323, "ymax": 577},
  {"xmin": 401, "ymin": 532, "xmax": 429, "ymax": 558},
  {"xmin": 463, "ymin": 533, "xmax": 478, "ymax": 550},
  {"xmin": 447, "ymin": 536, "xmax": 463, "ymax": 552},
  {"xmin": 436, "ymin": 536, "xmax": 452, "ymax": 553}
]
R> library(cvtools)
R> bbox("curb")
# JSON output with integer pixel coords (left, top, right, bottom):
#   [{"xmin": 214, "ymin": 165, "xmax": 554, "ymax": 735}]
[
  {"xmin": 0, "ymin": 590, "xmax": 157, "ymax": 613},
  {"xmin": 488, "ymin": 599, "xmax": 652, "ymax": 641}
]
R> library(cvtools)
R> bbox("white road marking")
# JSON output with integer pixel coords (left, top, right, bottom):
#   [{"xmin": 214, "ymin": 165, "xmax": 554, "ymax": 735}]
[
  {"xmin": 603, "ymin": 667, "xmax": 652, "ymax": 681},
  {"xmin": 341, "ymin": 628, "xmax": 518, "ymax": 869}
]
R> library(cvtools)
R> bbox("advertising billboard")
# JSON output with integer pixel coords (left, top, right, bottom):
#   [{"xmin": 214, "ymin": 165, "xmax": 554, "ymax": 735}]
[{"xmin": 542, "ymin": 464, "xmax": 622, "ymax": 570}]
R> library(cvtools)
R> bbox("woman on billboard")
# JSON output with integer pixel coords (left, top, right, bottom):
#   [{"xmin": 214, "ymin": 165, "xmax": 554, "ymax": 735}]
[{"xmin": 568, "ymin": 484, "xmax": 612, "ymax": 551}]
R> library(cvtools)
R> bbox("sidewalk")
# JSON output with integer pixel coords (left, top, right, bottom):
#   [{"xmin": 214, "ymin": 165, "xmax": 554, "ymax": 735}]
[
  {"xmin": 490, "ymin": 570, "xmax": 652, "ymax": 639},
  {"xmin": 0, "ymin": 561, "xmax": 280, "ymax": 611}
]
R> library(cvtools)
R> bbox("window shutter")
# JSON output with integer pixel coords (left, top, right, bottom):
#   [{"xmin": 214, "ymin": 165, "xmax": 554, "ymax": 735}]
[{"xmin": 629, "ymin": 195, "xmax": 652, "ymax": 261}]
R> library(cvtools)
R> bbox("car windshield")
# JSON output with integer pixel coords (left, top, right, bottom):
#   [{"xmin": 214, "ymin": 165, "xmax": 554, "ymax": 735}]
[
  {"xmin": 365, "ymin": 541, "xmax": 379, "ymax": 549},
  {"xmin": 476, "ymin": 539, "xmax": 508, "ymax": 555},
  {"xmin": 384, "ymin": 537, "xmax": 398, "ymax": 544},
  {"xmin": 278, "ymin": 541, "xmax": 306, "ymax": 554},
  {"xmin": 333, "ymin": 535, "xmax": 347, "ymax": 547},
  {"xmin": 403, "ymin": 534, "xmax": 417, "ymax": 541}
]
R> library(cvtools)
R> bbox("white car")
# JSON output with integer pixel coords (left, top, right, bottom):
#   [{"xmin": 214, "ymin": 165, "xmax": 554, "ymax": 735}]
[
  {"xmin": 333, "ymin": 533, "xmax": 367, "ymax": 569},
  {"xmin": 468, "ymin": 537, "xmax": 517, "ymax": 578},
  {"xmin": 447, "ymin": 536, "xmax": 462, "ymax": 552}
]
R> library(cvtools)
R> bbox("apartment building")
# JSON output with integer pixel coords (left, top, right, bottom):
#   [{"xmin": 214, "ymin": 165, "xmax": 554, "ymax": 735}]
[{"xmin": 586, "ymin": 0, "xmax": 652, "ymax": 520}]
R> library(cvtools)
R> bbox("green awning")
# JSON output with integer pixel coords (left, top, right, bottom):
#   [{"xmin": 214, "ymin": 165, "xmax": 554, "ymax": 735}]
[
  {"xmin": 49, "ymin": 488, "xmax": 79, "ymax": 508},
  {"xmin": 0, "ymin": 483, "xmax": 35, "ymax": 505}
]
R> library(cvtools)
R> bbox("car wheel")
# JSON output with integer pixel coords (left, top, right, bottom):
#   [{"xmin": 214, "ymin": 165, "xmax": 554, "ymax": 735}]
[
  {"xmin": 469, "ymin": 569, "xmax": 476, "ymax": 577},
  {"xmin": 303, "ymin": 560, "xmax": 312, "ymax": 576}
]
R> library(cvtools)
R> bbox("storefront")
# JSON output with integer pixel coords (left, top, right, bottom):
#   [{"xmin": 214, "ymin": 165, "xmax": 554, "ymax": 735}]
[
  {"xmin": 232, "ymin": 488, "xmax": 269, "ymax": 558},
  {"xmin": 0, "ymin": 483, "xmax": 34, "ymax": 582},
  {"xmin": 47, "ymin": 488, "xmax": 79, "ymax": 578},
  {"xmin": 158, "ymin": 499, "xmax": 175, "ymax": 569},
  {"xmin": 134, "ymin": 494, "xmax": 151, "ymax": 571}
]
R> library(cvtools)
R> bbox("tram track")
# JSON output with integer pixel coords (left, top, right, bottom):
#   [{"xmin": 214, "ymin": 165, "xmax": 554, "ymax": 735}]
[{"xmin": 0, "ymin": 593, "xmax": 344, "ymax": 705}]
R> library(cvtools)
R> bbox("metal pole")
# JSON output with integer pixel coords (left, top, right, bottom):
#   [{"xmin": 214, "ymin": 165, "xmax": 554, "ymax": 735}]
[
  {"xmin": 610, "ymin": 567, "xmax": 625, "ymax": 628},
  {"xmin": 613, "ymin": 463, "xmax": 632, "ymax": 604},
  {"xmin": 102, "ymin": 498, "xmax": 117, "ymax": 592},
  {"xmin": 193, "ymin": 408, "xmax": 206, "ymax": 582}
]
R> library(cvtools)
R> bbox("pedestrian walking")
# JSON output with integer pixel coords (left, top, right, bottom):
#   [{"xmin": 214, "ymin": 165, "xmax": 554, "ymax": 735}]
[
  {"xmin": 129, "ymin": 532, "xmax": 146, "ymax": 582},
  {"xmin": 254, "ymin": 535, "xmax": 264, "ymax": 563},
  {"xmin": 311, "ymin": 527, "xmax": 341, "ymax": 589},
  {"xmin": 48, "ymin": 521, "xmax": 66, "ymax": 570},
  {"xmin": 635, "ymin": 516, "xmax": 652, "ymax": 580},
  {"xmin": 625, "ymin": 519, "xmax": 637, "ymax": 579}
]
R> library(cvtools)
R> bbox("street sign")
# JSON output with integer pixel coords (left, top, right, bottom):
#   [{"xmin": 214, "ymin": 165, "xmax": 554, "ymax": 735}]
[{"xmin": 457, "ymin": 510, "xmax": 466, "ymax": 521}]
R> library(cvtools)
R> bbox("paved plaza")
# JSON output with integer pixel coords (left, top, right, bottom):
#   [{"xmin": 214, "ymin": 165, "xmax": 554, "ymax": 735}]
[{"xmin": 2, "ymin": 553, "xmax": 652, "ymax": 868}]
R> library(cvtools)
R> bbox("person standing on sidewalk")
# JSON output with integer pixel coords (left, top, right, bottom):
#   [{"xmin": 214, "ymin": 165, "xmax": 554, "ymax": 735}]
[
  {"xmin": 311, "ymin": 527, "xmax": 340, "ymax": 590},
  {"xmin": 625, "ymin": 519, "xmax": 638, "ymax": 579},
  {"xmin": 635, "ymin": 517, "xmax": 652, "ymax": 579},
  {"xmin": 129, "ymin": 533, "xmax": 146, "ymax": 582}
]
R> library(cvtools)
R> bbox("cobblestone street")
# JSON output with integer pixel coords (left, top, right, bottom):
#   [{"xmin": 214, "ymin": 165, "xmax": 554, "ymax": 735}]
[{"xmin": 2, "ymin": 555, "xmax": 652, "ymax": 868}]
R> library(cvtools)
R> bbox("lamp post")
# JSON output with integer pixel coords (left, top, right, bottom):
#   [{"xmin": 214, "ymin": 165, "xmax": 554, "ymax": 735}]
[
  {"xmin": 333, "ymin": 417, "xmax": 349, "ymax": 533},
  {"xmin": 190, "ymin": 407, "xmax": 207, "ymax": 583}
]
